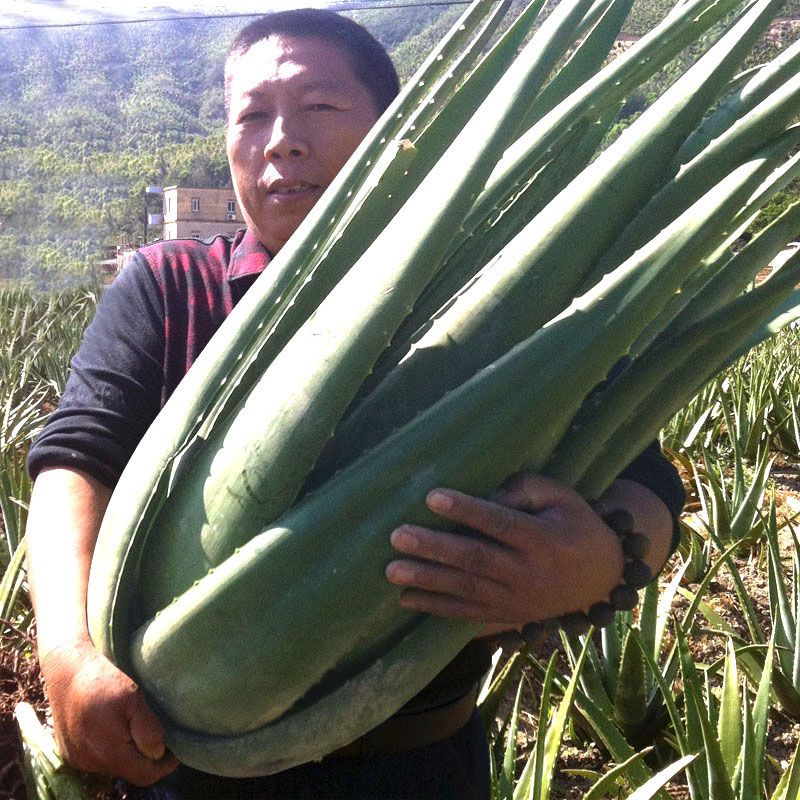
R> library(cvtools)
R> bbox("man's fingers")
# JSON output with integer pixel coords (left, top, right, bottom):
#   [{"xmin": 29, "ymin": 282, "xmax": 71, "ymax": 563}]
[
  {"xmin": 56, "ymin": 716, "xmax": 176, "ymax": 788},
  {"xmin": 386, "ymin": 554, "xmax": 507, "ymax": 600},
  {"xmin": 425, "ymin": 489, "xmax": 535, "ymax": 545},
  {"xmin": 389, "ymin": 525, "xmax": 513, "ymax": 578},
  {"xmin": 395, "ymin": 587, "xmax": 492, "ymax": 621},
  {"xmin": 42, "ymin": 640, "xmax": 178, "ymax": 786},
  {"xmin": 490, "ymin": 472, "xmax": 577, "ymax": 511},
  {"xmin": 117, "ymin": 746, "xmax": 178, "ymax": 788},
  {"xmin": 125, "ymin": 692, "xmax": 180, "ymax": 786},
  {"xmin": 127, "ymin": 693, "xmax": 169, "ymax": 761}
]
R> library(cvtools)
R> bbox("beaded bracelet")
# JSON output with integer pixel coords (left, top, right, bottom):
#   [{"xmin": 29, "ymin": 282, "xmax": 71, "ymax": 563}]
[{"xmin": 495, "ymin": 505, "xmax": 654, "ymax": 652}]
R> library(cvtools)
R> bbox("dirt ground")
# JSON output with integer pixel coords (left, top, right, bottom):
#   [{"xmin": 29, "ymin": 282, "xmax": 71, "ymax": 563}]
[{"xmin": 2, "ymin": 461, "xmax": 800, "ymax": 799}]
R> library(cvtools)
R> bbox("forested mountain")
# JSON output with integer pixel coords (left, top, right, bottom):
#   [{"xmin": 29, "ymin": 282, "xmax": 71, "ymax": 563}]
[
  {"xmin": 1, "ymin": 0, "xmax": 797, "ymax": 288},
  {"xmin": 0, "ymin": 3, "xmax": 484, "ymax": 288}
]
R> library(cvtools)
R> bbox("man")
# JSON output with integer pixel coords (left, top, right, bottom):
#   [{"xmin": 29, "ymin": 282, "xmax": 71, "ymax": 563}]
[{"xmin": 25, "ymin": 9, "xmax": 683, "ymax": 799}]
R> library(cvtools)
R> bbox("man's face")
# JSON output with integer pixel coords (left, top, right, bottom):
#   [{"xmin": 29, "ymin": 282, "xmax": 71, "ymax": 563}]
[{"xmin": 226, "ymin": 35, "xmax": 380, "ymax": 254}]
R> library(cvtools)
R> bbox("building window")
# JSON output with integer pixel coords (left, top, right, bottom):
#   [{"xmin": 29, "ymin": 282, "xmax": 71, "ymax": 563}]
[
  {"xmin": 191, "ymin": 198, "xmax": 200, "ymax": 212},
  {"xmin": 191, "ymin": 231, "xmax": 200, "ymax": 238},
  {"xmin": 227, "ymin": 200, "xmax": 236, "ymax": 214},
  {"xmin": 166, "ymin": 197, "xmax": 171, "ymax": 214}
]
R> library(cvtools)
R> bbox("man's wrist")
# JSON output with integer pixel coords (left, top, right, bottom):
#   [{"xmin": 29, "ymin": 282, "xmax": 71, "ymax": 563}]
[
  {"xmin": 38, "ymin": 636, "xmax": 96, "ymax": 676},
  {"xmin": 599, "ymin": 479, "xmax": 674, "ymax": 578},
  {"xmin": 492, "ymin": 501, "xmax": 658, "ymax": 651}
]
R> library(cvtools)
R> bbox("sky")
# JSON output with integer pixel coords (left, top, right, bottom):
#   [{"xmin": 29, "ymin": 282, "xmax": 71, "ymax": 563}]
[{"xmin": 1, "ymin": 0, "xmax": 333, "ymax": 29}]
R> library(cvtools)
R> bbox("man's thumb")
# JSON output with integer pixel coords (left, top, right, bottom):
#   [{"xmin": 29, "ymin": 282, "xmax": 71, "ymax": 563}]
[{"xmin": 128, "ymin": 693, "xmax": 168, "ymax": 761}]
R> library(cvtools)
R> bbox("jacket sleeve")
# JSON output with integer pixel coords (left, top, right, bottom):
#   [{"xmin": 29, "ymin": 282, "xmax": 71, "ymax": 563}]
[
  {"xmin": 27, "ymin": 256, "xmax": 165, "ymax": 488},
  {"xmin": 585, "ymin": 357, "xmax": 686, "ymax": 558},
  {"xmin": 618, "ymin": 438, "xmax": 685, "ymax": 557}
]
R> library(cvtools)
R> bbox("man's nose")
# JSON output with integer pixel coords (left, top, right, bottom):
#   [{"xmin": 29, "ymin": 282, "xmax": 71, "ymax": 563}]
[{"xmin": 264, "ymin": 115, "xmax": 308, "ymax": 161}]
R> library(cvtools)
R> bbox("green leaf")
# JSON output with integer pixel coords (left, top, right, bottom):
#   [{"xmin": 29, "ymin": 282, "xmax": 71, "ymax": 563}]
[
  {"xmin": 740, "ymin": 677, "xmax": 756, "ymax": 800},
  {"xmin": 656, "ymin": 561, "xmax": 690, "ymax": 663},
  {"xmin": 479, "ymin": 649, "xmax": 526, "ymax": 730},
  {"xmin": 583, "ymin": 748, "xmax": 653, "ymax": 800},
  {"xmin": 532, "ymin": 651, "xmax": 558, "ymax": 800},
  {"xmin": 499, "ymin": 676, "xmax": 525, "ymax": 799},
  {"xmin": 601, "ymin": 617, "xmax": 625, "ymax": 699},
  {"xmin": 627, "ymin": 754, "xmax": 699, "ymax": 800},
  {"xmin": 676, "ymin": 623, "xmax": 734, "ymax": 800},
  {"xmin": 718, "ymin": 639, "xmax": 743, "ymax": 779},
  {"xmin": 613, "ymin": 628, "xmax": 648, "ymax": 739},
  {"xmin": 539, "ymin": 634, "xmax": 593, "ymax": 800},
  {"xmin": 765, "ymin": 507, "xmax": 797, "ymax": 678},
  {"xmin": 749, "ymin": 634, "xmax": 777, "ymax": 795},
  {"xmin": 0, "ymin": 536, "xmax": 27, "ymax": 622},
  {"xmin": 561, "ymin": 631, "xmax": 614, "ymax": 717},
  {"xmin": 478, "ymin": 647, "xmax": 504, "ymax": 706},
  {"xmin": 568, "ymin": 691, "xmax": 663, "ymax": 795},
  {"xmin": 15, "ymin": 702, "xmax": 89, "ymax": 800},
  {"xmin": 770, "ymin": 732, "xmax": 800, "ymax": 800},
  {"xmin": 630, "ymin": 627, "xmax": 703, "ymax": 800}
]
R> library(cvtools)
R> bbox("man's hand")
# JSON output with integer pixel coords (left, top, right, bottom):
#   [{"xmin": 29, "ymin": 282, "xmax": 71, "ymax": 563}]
[
  {"xmin": 386, "ymin": 473, "xmax": 670, "ymax": 625},
  {"xmin": 41, "ymin": 639, "xmax": 178, "ymax": 786}
]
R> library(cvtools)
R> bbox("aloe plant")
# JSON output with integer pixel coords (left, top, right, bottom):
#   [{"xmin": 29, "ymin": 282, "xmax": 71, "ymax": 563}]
[
  {"xmin": 570, "ymin": 751, "xmax": 697, "ymax": 800},
  {"xmin": 526, "ymin": 644, "xmax": 678, "ymax": 799},
  {"xmin": 555, "ymin": 574, "xmax": 683, "ymax": 751},
  {"xmin": 689, "ymin": 506, "xmax": 800, "ymax": 723},
  {"xmin": 79, "ymin": 0, "xmax": 800, "ymax": 776},
  {"xmin": 486, "ymin": 638, "xmax": 596, "ymax": 800},
  {"xmin": 15, "ymin": 703, "xmax": 89, "ymax": 800},
  {"xmin": 635, "ymin": 625, "xmax": 800, "ymax": 800},
  {"xmin": 0, "ymin": 287, "xmax": 98, "ymax": 649},
  {"xmin": 479, "ymin": 647, "xmax": 528, "ymax": 733},
  {"xmin": 528, "ymin": 533, "xmax": 759, "ymax": 761},
  {"xmin": 665, "ymin": 320, "xmax": 800, "ymax": 464},
  {"xmin": 688, "ymin": 443, "xmax": 776, "ymax": 547}
]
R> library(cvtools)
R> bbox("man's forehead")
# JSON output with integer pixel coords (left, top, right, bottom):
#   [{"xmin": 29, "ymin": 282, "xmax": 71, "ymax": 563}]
[{"xmin": 229, "ymin": 35, "xmax": 356, "ymax": 97}]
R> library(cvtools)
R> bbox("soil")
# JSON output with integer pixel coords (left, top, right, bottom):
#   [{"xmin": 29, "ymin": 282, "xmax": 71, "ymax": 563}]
[{"xmin": 2, "ymin": 461, "xmax": 800, "ymax": 799}]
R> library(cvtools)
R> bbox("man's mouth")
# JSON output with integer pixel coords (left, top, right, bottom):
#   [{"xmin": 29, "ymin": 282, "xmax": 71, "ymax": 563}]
[{"xmin": 268, "ymin": 181, "xmax": 318, "ymax": 196}]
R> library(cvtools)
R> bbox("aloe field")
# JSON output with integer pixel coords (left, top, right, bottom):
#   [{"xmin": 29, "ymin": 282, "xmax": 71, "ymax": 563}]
[
  {"xmin": 6, "ymin": 0, "xmax": 800, "ymax": 796},
  {"xmin": 1, "ymin": 288, "xmax": 800, "ymax": 798}
]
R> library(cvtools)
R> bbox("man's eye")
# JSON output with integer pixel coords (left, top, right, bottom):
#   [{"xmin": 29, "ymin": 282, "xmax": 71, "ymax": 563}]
[
  {"xmin": 240, "ymin": 111, "xmax": 268, "ymax": 122},
  {"xmin": 307, "ymin": 103, "xmax": 336, "ymax": 111}
]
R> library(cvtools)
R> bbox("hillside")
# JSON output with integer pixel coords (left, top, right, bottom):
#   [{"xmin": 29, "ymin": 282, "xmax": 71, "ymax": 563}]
[{"xmin": 0, "ymin": 0, "xmax": 798, "ymax": 288}]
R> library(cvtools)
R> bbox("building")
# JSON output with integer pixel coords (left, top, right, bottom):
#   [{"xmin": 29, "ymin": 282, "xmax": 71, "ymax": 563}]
[
  {"xmin": 161, "ymin": 186, "xmax": 245, "ymax": 241},
  {"xmin": 97, "ymin": 187, "xmax": 246, "ymax": 280},
  {"xmin": 96, "ymin": 241, "xmax": 142, "ymax": 282}
]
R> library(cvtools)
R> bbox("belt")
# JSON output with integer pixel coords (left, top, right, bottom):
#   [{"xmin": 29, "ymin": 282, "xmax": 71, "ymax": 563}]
[{"xmin": 326, "ymin": 685, "xmax": 479, "ymax": 758}]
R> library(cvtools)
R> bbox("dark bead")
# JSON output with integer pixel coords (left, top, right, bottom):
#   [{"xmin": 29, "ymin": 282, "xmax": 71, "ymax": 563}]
[
  {"xmin": 521, "ymin": 621, "xmax": 544, "ymax": 647},
  {"xmin": 623, "ymin": 559, "xmax": 653, "ymax": 588},
  {"xmin": 609, "ymin": 584, "xmax": 639, "ymax": 611},
  {"xmin": 602, "ymin": 508, "xmax": 635, "ymax": 535},
  {"xmin": 587, "ymin": 601, "xmax": 616, "ymax": 628},
  {"xmin": 542, "ymin": 617, "xmax": 561, "ymax": 631},
  {"xmin": 559, "ymin": 611, "xmax": 592, "ymax": 637},
  {"xmin": 588, "ymin": 499, "xmax": 609, "ymax": 517},
  {"xmin": 496, "ymin": 629, "xmax": 525, "ymax": 652},
  {"xmin": 621, "ymin": 532, "xmax": 651, "ymax": 560}
]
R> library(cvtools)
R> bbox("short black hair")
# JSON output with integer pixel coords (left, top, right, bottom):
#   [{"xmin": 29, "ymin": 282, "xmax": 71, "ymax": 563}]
[{"xmin": 225, "ymin": 9, "xmax": 400, "ymax": 117}]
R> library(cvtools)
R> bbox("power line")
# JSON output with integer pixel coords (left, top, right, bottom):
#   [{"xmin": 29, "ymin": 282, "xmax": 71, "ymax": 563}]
[{"xmin": 0, "ymin": 1, "xmax": 472, "ymax": 32}]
